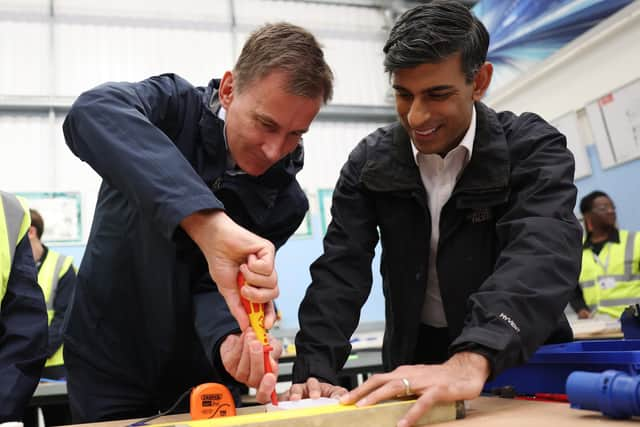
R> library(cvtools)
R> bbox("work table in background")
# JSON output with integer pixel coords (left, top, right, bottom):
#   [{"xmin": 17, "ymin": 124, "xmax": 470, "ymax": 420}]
[{"xmin": 568, "ymin": 316, "xmax": 622, "ymax": 340}]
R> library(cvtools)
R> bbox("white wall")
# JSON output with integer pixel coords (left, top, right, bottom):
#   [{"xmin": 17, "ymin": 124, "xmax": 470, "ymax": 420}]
[
  {"xmin": 54, "ymin": 24, "xmax": 234, "ymax": 96},
  {"xmin": 0, "ymin": 20, "xmax": 49, "ymax": 95},
  {"xmin": 297, "ymin": 120, "xmax": 390, "ymax": 216}
]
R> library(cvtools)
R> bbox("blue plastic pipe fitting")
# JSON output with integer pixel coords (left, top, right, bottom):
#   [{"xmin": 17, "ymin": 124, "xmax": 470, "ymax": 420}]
[{"xmin": 566, "ymin": 370, "xmax": 640, "ymax": 419}]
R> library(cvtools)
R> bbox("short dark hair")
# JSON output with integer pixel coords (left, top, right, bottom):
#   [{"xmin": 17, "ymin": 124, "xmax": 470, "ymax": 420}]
[
  {"xmin": 233, "ymin": 22, "xmax": 334, "ymax": 103},
  {"xmin": 383, "ymin": 0, "xmax": 490, "ymax": 83},
  {"xmin": 580, "ymin": 191, "xmax": 610, "ymax": 215},
  {"xmin": 30, "ymin": 208, "xmax": 44, "ymax": 239}
]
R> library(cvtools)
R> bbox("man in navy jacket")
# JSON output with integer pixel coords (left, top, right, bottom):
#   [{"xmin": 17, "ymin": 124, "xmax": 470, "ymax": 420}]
[
  {"xmin": 287, "ymin": 2, "xmax": 581, "ymax": 426},
  {"xmin": 62, "ymin": 23, "xmax": 333, "ymax": 422}
]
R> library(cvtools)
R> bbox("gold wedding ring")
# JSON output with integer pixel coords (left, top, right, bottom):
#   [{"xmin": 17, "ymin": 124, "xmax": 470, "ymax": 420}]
[{"xmin": 401, "ymin": 377, "xmax": 412, "ymax": 396}]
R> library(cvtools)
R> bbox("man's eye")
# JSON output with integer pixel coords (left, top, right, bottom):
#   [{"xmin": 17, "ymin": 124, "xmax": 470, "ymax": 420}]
[
  {"xmin": 259, "ymin": 121, "xmax": 276, "ymax": 131},
  {"xmin": 431, "ymin": 92, "xmax": 451, "ymax": 99}
]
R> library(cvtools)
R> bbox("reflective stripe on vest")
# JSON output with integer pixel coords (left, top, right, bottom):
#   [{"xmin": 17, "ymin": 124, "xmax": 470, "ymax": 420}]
[
  {"xmin": 579, "ymin": 230, "xmax": 640, "ymax": 318},
  {"xmin": 38, "ymin": 250, "xmax": 73, "ymax": 367},
  {"xmin": 38, "ymin": 251, "xmax": 73, "ymax": 310},
  {"xmin": 0, "ymin": 192, "xmax": 30, "ymax": 303}
]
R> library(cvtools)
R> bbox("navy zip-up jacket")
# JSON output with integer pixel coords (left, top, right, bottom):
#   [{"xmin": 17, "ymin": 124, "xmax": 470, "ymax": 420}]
[{"xmin": 62, "ymin": 74, "xmax": 307, "ymax": 407}]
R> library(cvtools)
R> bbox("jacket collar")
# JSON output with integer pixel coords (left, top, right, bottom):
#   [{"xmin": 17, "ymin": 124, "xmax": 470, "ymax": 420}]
[
  {"xmin": 361, "ymin": 102, "xmax": 510, "ymax": 208},
  {"xmin": 199, "ymin": 79, "xmax": 305, "ymax": 213},
  {"xmin": 198, "ymin": 79, "xmax": 227, "ymax": 176}
]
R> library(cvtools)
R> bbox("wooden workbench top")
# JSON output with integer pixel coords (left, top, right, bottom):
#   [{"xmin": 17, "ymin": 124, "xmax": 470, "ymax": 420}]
[
  {"xmin": 68, "ymin": 396, "xmax": 638, "ymax": 426},
  {"xmin": 451, "ymin": 396, "xmax": 637, "ymax": 426}
]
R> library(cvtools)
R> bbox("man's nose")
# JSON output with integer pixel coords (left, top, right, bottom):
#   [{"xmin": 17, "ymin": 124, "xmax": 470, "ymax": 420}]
[
  {"xmin": 407, "ymin": 100, "xmax": 430, "ymax": 129},
  {"xmin": 262, "ymin": 134, "xmax": 290, "ymax": 163}
]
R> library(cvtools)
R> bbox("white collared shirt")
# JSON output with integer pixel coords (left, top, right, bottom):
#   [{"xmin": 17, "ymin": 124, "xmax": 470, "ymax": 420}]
[
  {"xmin": 216, "ymin": 106, "xmax": 245, "ymax": 176},
  {"xmin": 411, "ymin": 106, "xmax": 476, "ymax": 327}
]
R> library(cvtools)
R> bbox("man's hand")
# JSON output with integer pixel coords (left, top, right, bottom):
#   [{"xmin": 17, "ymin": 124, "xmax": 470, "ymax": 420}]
[
  {"xmin": 282, "ymin": 377, "xmax": 348, "ymax": 401},
  {"xmin": 339, "ymin": 352, "xmax": 490, "ymax": 427},
  {"xmin": 181, "ymin": 210, "xmax": 278, "ymax": 330},
  {"xmin": 220, "ymin": 329, "xmax": 282, "ymax": 403},
  {"xmin": 577, "ymin": 308, "xmax": 592, "ymax": 319}
]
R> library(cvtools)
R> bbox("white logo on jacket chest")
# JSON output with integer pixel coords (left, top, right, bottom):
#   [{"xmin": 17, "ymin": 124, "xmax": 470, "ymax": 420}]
[{"xmin": 499, "ymin": 312, "xmax": 521, "ymax": 332}]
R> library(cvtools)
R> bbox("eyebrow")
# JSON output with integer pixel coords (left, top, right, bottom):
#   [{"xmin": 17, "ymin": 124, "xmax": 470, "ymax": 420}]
[
  {"xmin": 255, "ymin": 112, "xmax": 277, "ymax": 127},
  {"xmin": 254, "ymin": 112, "xmax": 309, "ymax": 134},
  {"xmin": 392, "ymin": 84, "xmax": 456, "ymax": 95}
]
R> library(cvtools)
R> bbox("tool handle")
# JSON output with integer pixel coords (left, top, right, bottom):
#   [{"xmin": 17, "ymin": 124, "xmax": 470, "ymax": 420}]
[
  {"xmin": 237, "ymin": 272, "xmax": 269, "ymax": 346},
  {"xmin": 237, "ymin": 272, "xmax": 279, "ymax": 406}
]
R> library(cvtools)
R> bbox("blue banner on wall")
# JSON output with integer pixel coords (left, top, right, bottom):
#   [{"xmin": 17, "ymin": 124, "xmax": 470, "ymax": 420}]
[{"xmin": 473, "ymin": 0, "xmax": 633, "ymax": 93}]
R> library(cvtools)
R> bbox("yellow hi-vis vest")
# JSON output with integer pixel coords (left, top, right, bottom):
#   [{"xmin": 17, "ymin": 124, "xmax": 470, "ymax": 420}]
[
  {"xmin": 579, "ymin": 230, "xmax": 640, "ymax": 319},
  {"xmin": 0, "ymin": 192, "xmax": 31, "ymax": 303},
  {"xmin": 38, "ymin": 250, "xmax": 73, "ymax": 367}
]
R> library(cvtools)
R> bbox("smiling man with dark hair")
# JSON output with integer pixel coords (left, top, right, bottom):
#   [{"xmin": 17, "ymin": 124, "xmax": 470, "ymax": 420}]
[{"xmin": 287, "ymin": 1, "xmax": 582, "ymax": 425}]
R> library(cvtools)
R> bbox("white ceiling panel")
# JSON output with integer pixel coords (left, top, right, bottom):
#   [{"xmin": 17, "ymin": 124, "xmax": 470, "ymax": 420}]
[
  {"xmin": 55, "ymin": 0, "xmax": 230, "ymax": 23},
  {"xmin": 0, "ymin": 0, "xmax": 48, "ymax": 14},
  {"xmin": 234, "ymin": 0, "xmax": 386, "ymax": 32}
]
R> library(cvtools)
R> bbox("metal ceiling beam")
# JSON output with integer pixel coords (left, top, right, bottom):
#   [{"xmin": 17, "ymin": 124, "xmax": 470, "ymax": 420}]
[{"xmin": 0, "ymin": 95, "xmax": 396, "ymax": 123}]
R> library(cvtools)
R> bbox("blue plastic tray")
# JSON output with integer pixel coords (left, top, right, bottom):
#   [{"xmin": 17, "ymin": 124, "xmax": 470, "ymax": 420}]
[{"xmin": 484, "ymin": 339, "xmax": 640, "ymax": 395}]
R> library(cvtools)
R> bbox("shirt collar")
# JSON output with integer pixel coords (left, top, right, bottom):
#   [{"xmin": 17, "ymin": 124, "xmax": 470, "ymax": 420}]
[
  {"xmin": 216, "ymin": 106, "xmax": 245, "ymax": 175},
  {"xmin": 411, "ymin": 104, "xmax": 476, "ymax": 164},
  {"xmin": 217, "ymin": 105, "xmax": 226, "ymax": 121}
]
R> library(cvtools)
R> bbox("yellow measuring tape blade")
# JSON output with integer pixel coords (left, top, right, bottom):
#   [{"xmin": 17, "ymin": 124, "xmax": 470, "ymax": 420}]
[{"xmin": 152, "ymin": 399, "xmax": 458, "ymax": 427}]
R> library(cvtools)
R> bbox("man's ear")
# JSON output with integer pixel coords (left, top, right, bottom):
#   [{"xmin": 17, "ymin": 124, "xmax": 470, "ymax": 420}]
[
  {"xmin": 219, "ymin": 71, "xmax": 234, "ymax": 109},
  {"xmin": 27, "ymin": 225, "xmax": 36, "ymax": 239},
  {"xmin": 472, "ymin": 62, "xmax": 493, "ymax": 101},
  {"xmin": 584, "ymin": 214, "xmax": 593, "ymax": 232}
]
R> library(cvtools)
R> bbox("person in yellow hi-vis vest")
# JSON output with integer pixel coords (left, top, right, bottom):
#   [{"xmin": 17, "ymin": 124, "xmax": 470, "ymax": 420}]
[
  {"xmin": 0, "ymin": 191, "xmax": 48, "ymax": 423},
  {"xmin": 27, "ymin": 209, "xmax": 76, "ymax": 380},
  {"xmin": 572, "ymin": 191, "xmax": 640, "ymax": 319}
]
